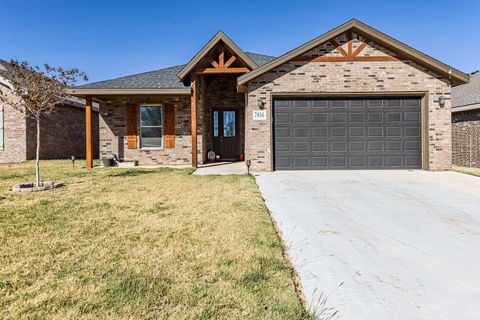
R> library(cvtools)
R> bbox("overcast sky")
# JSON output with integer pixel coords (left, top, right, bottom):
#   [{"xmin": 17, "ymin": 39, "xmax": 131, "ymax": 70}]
[{"xmin": 1, "ymin": 0, "xmax": 479, "ymax": 84}]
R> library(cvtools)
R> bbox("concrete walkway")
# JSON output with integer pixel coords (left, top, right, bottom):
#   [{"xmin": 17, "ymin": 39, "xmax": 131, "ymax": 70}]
[
  {"xmin": 255, "ymin": 170, "xmax": 480, "ymax": 320},
  {"xmin": 193, "ymin": 161, "xmax": 247, "ymax": 175}
]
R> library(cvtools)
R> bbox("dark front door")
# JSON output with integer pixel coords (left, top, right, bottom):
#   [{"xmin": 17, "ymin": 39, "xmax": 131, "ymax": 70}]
[{"xmin": 213, "ymin": 109, "xmax": 239, "ymax": 160}]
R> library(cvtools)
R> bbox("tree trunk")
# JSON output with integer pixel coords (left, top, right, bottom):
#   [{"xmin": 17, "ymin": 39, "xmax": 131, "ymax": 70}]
[{"xmin": 35, "ymin": 117, "xmax": 41, "ymax": 187}]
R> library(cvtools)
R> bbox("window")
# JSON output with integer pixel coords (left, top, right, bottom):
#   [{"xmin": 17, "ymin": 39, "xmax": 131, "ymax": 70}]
[
  {"xmin": 223, "ymin": 111, "xmax": 235, "ymax": 137},
  {"xmin": 213, "ymin": 111, "xmax": 219, "ymax": 137},
  {"xmin": 140, "ymin": 106, "xmax": 163, "ymax": 148},
  {"xmin": 0, "ymin": 104, "xmax": 3, "ymax": 150}
]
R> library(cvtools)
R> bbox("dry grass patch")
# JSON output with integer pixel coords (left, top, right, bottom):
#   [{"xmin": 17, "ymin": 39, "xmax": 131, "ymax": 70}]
[
  {"xmin": 0, "ymin": 161, "xmax": 311, "ymax": 319},
  {"xmin": 453, "ymin": 165, "xmax": 480, "ymax": 177}
]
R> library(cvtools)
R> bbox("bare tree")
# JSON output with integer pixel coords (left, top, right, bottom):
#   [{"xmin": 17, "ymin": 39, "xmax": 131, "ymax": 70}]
[{"xmin": 0, "ymin": 60, "xmax": 87, "ymax": 187}]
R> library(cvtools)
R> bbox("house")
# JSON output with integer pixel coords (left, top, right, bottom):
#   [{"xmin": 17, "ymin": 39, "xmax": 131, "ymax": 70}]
[
  {"xmin": 0, "ymin": 60, "xmax": 100, "ymax": 163},
  {"xmin": 451, "ymin": 71, "xmax": 480, "ymax": 168},
  {"xmin": 69, "ymin": 19, "xmax": 469, "ymax": 171}
]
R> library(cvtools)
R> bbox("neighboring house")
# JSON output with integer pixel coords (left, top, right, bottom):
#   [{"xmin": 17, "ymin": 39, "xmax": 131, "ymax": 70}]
[
  {"xmin": 451, "ymin": 71, "xmax": 480, "ymax": 168},
  {"xmin": 0, "ymin": 60, "xmax": 99, "ymax": 163},
  {"xmin": 70, "ymin": 19, "xmax": 469, "ymax": 171}
]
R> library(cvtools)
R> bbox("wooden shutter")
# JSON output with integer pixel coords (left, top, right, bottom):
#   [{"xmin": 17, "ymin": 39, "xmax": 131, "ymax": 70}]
[
  {"xmin": 165, "ymin": 104, "xmax": 175, "ymax": 148},
  {"xmin": 127, "ymin": 105, "xmax": 137, "ymax": 149}
]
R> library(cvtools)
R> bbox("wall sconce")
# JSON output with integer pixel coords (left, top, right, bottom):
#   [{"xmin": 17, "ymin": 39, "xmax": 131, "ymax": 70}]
[
  {"xmin": 257, "ymin": 99, "xmax": 265, "ymax": 109},
  {"xmin": 438, "ymin": 96, "xmax": 446, "ymax": 108}
]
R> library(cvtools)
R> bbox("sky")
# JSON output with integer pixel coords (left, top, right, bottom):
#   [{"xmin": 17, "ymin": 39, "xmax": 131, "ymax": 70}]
[{"xmin": 1, "ymin": 0, "xmax": 479, "ymax": 85}]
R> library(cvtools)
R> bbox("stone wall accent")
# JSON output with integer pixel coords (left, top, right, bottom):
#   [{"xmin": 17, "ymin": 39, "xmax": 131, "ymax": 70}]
[
  {"xmin": 99, "ymin": 96, "xmax": 192, "ymax": 165},
  {"xmin": 0, "ymin": 102, "xmax": 27, "ymax": 163},
  {"xmin": 452, "ymin": 110, "xmax": 480, "ymax": 168},
  {"xmin": 245, "ymin": 31, "xmax": 452, "ymax": 171}
]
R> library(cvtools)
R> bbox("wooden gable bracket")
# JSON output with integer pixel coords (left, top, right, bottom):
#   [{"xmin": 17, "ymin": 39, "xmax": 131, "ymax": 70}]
[
  {"xmin": 294, "ymin": 30, "xmax": 399, "ymax": 62},
  {"xmin": 195, "ymin": 47, "xmax": 249, "ymax": 75}
]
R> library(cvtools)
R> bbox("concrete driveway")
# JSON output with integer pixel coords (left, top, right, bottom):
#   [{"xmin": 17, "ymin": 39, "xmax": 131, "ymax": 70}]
[{"xmin": 255, "ymin": 170, "xmax": 480, "ymax": 320}]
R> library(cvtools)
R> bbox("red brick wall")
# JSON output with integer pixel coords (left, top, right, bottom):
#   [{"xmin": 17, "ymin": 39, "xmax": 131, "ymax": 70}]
[
  {"xmin": 0, "ymin": 102, "xmax": 27, "ymax": 163},
  {"xmin": 25, "ymin": 104, "xmax": 99, "ymax": 160}
]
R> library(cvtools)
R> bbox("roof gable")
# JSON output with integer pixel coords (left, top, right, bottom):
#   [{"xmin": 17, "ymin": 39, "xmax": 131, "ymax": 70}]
[
  {"xmin": 238, "ymin": 19, "xmax": 469, "ymax": 87},
  {"xmin": 177, "ymin": 31, "xmax": 258, "ymax": 81}
]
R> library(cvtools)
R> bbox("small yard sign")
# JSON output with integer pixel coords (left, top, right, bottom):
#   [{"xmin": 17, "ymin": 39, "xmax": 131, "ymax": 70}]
[{"xmin": 253, "ymin": 109, "xmax": 267, "ymax": 121}]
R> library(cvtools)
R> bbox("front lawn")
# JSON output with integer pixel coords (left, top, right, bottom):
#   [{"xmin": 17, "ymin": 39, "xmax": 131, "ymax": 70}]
[
  {"xmin": 453, "ymin": 165, "xmax": 480, "ymax": 177},
  {"xmin": 0, "ymin": 161, "xmax": 310, "ymax": 319}
]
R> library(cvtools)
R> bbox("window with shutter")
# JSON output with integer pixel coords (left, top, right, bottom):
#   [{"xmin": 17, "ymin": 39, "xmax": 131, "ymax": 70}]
[{"xmin": 140, "ymin": 105, "xmax": 163, "ymax": 148}]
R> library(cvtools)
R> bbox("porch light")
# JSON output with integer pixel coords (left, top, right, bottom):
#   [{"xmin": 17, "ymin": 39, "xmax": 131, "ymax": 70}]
[
  {"xmin": 257, "ymin": 99, "xmax": 265, "ymax": 109},
  {"xmin": 438, "ymin": 96, "xmax": 446, "ymax": 108}
]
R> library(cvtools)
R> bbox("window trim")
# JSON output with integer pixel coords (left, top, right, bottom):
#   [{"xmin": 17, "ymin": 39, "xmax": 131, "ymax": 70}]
[{"xmin": 139, "ymin": 104, "xmax": 164, "ymax": 150}]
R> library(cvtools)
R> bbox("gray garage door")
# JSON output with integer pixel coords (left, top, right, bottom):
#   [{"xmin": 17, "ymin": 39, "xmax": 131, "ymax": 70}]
[{"xmin": 273, "ymin": 97, "xmax": 421, "ymax": 170}]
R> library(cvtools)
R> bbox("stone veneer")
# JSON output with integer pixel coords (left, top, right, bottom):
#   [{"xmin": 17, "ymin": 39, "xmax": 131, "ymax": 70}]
[
  {"xmin": 99, "ymin": 96, "xmax": 193, "ymax": 165},
  {"xmin": 452, "ymin": 109, "xmax": 480, "ymax": 168},
  {"xmin": 245, "ymin": 31, "xmax": 452, "ymax": 171}
]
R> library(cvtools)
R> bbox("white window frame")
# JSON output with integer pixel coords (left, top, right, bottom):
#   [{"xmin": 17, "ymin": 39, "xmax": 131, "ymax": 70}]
[{"xmin": 140, "ymin": 104, "xmax": 164, "ymax": 149}]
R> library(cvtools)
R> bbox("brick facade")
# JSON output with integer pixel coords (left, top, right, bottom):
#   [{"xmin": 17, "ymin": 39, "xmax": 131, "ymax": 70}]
[
  {"xmin": 199, "ymin": 74, "xmax": 245, "ymax": 160},
  {"xmin": 452, "ymin": 110, "xmax": 480, "ymax": 168},
  {"xmin": 99, "ymin": 96, "xmax": 193, "ymax": 165},
  {"xmin": 0, "ymin": 102, "xmax": 27, "ymax": 163},
  {"xmin": 0, "ymin": 102, "xmax": 98, "ymax": 163},
  {"xmin": 245, "ymin": 32, "xmax": 452, "ymax": 171}
]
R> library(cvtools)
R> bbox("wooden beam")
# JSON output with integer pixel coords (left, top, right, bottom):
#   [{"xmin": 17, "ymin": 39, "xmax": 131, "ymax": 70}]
[
  {"xmin": 351, "ymin": 42, "xmax": 368, "ymax": 58},
  {"xmin": 191, "ymin": 78, "xmax": 197, "ymax": 168},
  {"xmin": 194, "ymin": 67, "xmax": 250, "ymax": 74},
  {"xmin": 211, "ymin": 60, "xmax": 219, "ymax": 68},
  {"xmin": 223, "ymin": 55, "xmax": 237, "ymax": 68},
  {"xmin": 219, "ymin": 49, "xmax": 225, "ymax": 67},
  {"xmin": 292, "ymin": 55, "xmax": 399, "ymax": 62},
  {"xmin": 85, "ymin": 96, "xmax": 93, "ymax": 169},
  {"xmin": 347, "ymin": 31, "xmax": 353, "ymax": 56},
  {"xmin": 329, "ymin": 38, "xmax": 348, "ymax": 57}
]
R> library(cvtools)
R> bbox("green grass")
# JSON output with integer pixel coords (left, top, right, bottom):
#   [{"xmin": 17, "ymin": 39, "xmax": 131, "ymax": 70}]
[
  {"xmin": 0, "ymin": 160, "xmax": 311, "ymax": 319},
  {"xmin": 453, "ymin": 165, "xmax": 480, "ymax": 177}
]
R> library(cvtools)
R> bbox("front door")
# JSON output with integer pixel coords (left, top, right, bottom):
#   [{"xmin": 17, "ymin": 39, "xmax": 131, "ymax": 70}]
[{"xmin": 213, "ymin": 109, "xmax": 239, "ymax": 160}]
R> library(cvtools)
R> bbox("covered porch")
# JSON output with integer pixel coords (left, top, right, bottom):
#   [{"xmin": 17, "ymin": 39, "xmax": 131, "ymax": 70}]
[{"xmin": 70, "ymin": 31, "xmax": 255, "ymax": 169}]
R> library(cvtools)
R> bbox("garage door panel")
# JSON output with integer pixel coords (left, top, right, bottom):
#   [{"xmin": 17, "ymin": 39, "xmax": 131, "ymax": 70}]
[
  {"xmin": 312, "ymin": 141, "xmax": 328, "ymax": 152},
  {"xmin": 275, "ymin": 127, "xmax": 290, "ymax": 138},
  {"xmin": 293, "ymin": 113, "xmax": 309, "ymax": 123},
  {"xmin": 293, "ymin": 127, "xmax": 309, "ymax": 138},
  {"xmin": 331, "ymin": 113, "xmax": 347, "ymax": 123},
  {"xmin": 274, "ymin": 97, "xmax": 421, "ymax": 170},
  {"xmin": 293, "ymin": 141, "xmax": 310, "ymax": 152},
  {"xmin": 312, "ymin": 127, "xmax": 327, "ymax": 137},
  {"xmin": 331, "ymin": 127, "xmax": 347, "ymax": 137},
  {"xmin": 275, "ymin": 113, "xmax": 290, "ymax": 124},
  {"xmin": 330, "ymin": 141, "xmax": 347, "ymax": 152},
  {"xmin": 367, "ymin": 127, "xmax": 383, "ymax": 137}
]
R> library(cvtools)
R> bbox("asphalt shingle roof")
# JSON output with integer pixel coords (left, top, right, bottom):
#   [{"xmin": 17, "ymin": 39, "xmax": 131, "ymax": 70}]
[
  {"xmin": 77, "ymin": 52, "xmax": 276, "ymax": 90},
  {"xmin": 452, "ymin": 71, "xmax": 480, "ymax": 108}
]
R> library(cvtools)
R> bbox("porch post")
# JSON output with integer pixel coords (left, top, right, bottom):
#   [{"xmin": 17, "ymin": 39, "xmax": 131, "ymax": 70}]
[
  {"xmin": 191, "ymin": 77, "xmax": 198, "ymax": 167},
  {"xmin": 85, "ymin": 96, "xmax": 93, "ymax": 169}
]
